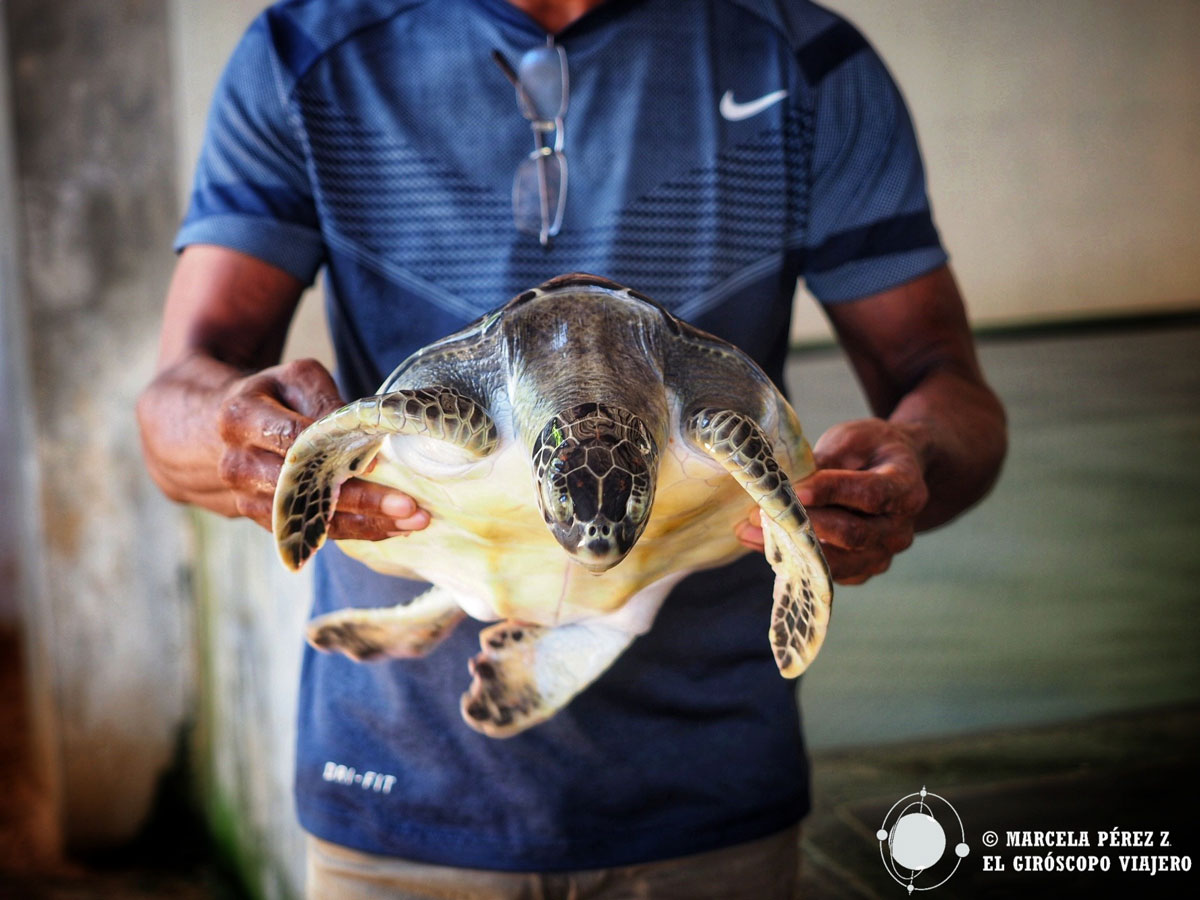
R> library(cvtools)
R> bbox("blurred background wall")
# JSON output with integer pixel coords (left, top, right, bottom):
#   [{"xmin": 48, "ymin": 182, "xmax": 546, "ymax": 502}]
[
  {"xmin": 0, "ymin": 10, "xmax": 26, "ymax": 630},
  {"xmin": 2, "ymin": 0, "xmax": 193, "ymax": 856},
  {"xmin": 0, "ymin": 1, "xmax": 1197, "ymax": 898},
  {"xmin": 792, "ymin": 0, "xmax": 1200, "ymax": 341}
]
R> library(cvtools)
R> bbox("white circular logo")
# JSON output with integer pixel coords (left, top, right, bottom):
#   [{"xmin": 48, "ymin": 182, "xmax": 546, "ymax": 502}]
[{"xmin": 877, "ymin": 786, "xmax": 969, "ymax": 893}]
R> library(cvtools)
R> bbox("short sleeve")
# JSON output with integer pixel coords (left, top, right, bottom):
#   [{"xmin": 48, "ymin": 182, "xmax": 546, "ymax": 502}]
[
  {"xmin": 175, "ymin": 14, "xmax": 324, "ymax": 284},
  {"xmin": 801, "ymin": 23, "xmax": 947, "ymax": 303}
]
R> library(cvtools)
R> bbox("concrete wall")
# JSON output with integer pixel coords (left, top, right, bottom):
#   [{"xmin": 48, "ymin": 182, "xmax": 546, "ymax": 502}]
[
  {"xmin": 186, "ymin": 514, "xmax": 310, "ymax": 900},
  {"xmin": 2, "ymin": 0, "xmax": 193, "ymax": 850},
  {"xmin": 170, "ymin": 5, "xmax": 314, "ymax": 896},
  {"xmin": 0, "ymin": 11, "xmax": 27, "ymax": 628},
  {"xmin": 0, "ymin": 11, "xmax": 62, "ymax": 861}
]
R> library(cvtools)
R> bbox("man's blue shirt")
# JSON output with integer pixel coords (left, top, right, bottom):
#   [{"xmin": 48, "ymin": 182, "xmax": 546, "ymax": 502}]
[{"xmin": 178, "ymin": 0, "xmax": 946, "ymax": 870}]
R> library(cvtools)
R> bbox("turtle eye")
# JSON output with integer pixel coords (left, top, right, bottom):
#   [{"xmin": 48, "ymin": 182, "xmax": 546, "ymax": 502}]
[
  {"xmin": 625, "ymin": 474, "xmax": 652, "ymax": 521},
  {"xmin": 546, "ymin": 475, "xmax": 573, "ymax": 521},
  {"xmin": 631, "ymin": 422, "xmax": 653, "ymax": 456}
]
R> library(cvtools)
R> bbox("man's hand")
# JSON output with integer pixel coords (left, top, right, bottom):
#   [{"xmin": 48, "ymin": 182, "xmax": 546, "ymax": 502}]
[
  {"xmin": 137, "ymin": 246, "xmax": 429, "ymax": 542},
  {"xmin": 736, "ymin": 418, "xmax": 928, "ymax": 584},
  {"xmin": 734, "ymin": 266, "xmax": 1006, "ymax": 586},
  {"xmin": 214, "ymin": 358, "xmax": 429, "ymax": 540}
]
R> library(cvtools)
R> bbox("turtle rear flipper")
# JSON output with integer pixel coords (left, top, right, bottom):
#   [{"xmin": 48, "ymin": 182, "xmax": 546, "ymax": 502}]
[
  {"xmin": 307, "ymin": 585, "xmax": 465, "ymax": 661},
  {"xmin": 460, "ymin": 620, "xmax": 632, "ymax": 738},
  {"xmin": 684, "ymin": 407, "xmax": 832, "ymax": 678},
  {"xmin": 273, "ymin": 388, "xmax": 498, "ymax": 571}
]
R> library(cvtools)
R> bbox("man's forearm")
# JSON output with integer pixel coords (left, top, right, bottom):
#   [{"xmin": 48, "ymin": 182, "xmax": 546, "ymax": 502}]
[
  {"xmin": 889, "ymin": 366, "xmax": 1007, "ymax": 532},
  {"xmin": 794, "ymin": 266, "xmax": 1007, "ymax": 583}
]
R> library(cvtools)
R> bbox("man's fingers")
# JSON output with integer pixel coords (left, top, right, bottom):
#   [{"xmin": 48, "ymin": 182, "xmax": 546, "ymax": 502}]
[
  {"xmin": 332, "ymin": 479, "xmax": 430, "ymax": 540},
  {"xmin": 217, "ymin": 448, "xmax": 430, "ymax": 543},
  {"xmin": 735, "ymin": 520, "xmax": 764, "ymax": 552},
  {"xmin": 820, "ymin": 544, "xmax": 893, "ymax": 585},
  {"xmin": 230, "ymin": 491, "xmax": 273, "ymax": 532},
  {"xmin": 328, "ymin": 509, "xmax": 431, "ymax": 541},
  {"xmin": 789, "ymin": 418, "xmax": 932, "ymax": 583},
  {"xmin": 218, "ymin": 446, "xmax": 284, "ymax": 496},
  {"xmin": 328, "ymin": 513, "xmax": 396, "ymax": 541},
  {"xmin": 237, "ymin": 498, "xmax": 415, "ymax": 542},
  {"xmin": 390, "ymin": 509, "xmax": 431, "ymax": 532},
  {"xmin": 217, "ymin": 360, "xmax": 346, "ymax": 458},
  {"xmin": 808, "ymin": 506, "xmax": 915, "ymax": 554},
  {"xmin": 811, "ymin": 421, "xmax": 879, "ymax": 471},
  {"xmin": 274, "ymin": 358, "xmax": 346, "ymax": 421},
  {"xmin": 218, "ymin": 385, "xmax": 311, "ymax": 457},
  {"xmin": 798, "ymin": 466, "xmax": 926, "ymax": 517},
  {"xmin": 337, "ymin": 479, "xmax": 424, "ymax": 520}
]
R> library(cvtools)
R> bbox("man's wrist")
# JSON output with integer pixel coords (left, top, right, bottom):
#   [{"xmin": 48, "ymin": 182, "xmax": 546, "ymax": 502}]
[{"xmin": 888, "ymin": 417, "xmax": 934, "ymax": 473}]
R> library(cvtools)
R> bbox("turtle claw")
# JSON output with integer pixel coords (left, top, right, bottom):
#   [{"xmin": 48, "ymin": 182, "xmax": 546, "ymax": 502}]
[
  {"xmin": 307, "ymin": 618, "xmax": 391, "ymax": 661},
  {"xmin": 459, "ymin": 619, "xmax": 633, "ymax": 738},
  {"xmin": 460, "ymin": 623, "xmax": 546, "ymax": 739}
]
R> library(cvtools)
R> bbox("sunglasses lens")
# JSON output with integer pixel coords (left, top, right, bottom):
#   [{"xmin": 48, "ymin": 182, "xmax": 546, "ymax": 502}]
[
  {"xmin": 513, "ymin": 150, "xmax": 567, "ymax": 239},
  {"xmin": 518, "ymin": 45, "xmax": 567, "ymax": 120}
]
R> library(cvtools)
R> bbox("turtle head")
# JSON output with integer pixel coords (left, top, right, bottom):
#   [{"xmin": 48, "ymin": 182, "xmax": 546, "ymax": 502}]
[{"xmin": 532, "ymin": 403, "xmax": 657, "ymax": 572}]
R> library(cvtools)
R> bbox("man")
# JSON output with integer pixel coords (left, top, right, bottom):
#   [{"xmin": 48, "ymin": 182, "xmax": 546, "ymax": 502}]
[{"xmin": 138, "ymin": 0, "xmax": 1006, "ymax": 896}]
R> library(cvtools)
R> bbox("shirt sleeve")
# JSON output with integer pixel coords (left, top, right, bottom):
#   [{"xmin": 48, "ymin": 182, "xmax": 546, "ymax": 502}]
[
  {"xmin": 175, "ymin": 14, "xmax": 324, "ymax": 284},
  {"xmin": 800, "ymin": 22, "xmax": 947, "ymax": 303}
]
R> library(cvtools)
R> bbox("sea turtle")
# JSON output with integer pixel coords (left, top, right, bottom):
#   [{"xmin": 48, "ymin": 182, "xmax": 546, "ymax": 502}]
[{"xmin": 273, "ymin": 273, "xmax": 832, "ymax": 738}]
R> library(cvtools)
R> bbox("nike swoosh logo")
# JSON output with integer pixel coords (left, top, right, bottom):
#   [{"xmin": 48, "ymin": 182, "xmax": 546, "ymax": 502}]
[{"xmin": 719, "ymin": 89, "xmax": 789, "ymax": 121}]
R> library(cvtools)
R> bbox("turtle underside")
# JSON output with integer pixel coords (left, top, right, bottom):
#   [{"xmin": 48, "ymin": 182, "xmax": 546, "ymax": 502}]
[{"xmin": 273, "ymin": 274, "xmax": 833, "ymax": 737}]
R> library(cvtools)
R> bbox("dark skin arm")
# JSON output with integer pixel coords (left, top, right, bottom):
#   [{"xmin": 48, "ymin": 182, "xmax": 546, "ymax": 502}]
[
  {"xmin": 143, "ymin": 249, "xmax": 1000, "ymax": 580},
  {"xmin": 137, "ymin": 244, "xmax": 429, "ymax": 537},
  {"xmin": 737, "ymin": 265, "xmax": 1007, "ymax": 585}
]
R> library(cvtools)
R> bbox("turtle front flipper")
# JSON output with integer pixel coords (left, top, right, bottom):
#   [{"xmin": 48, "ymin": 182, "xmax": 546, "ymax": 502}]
[
  {"xmin": 685, "ymin": 408, "xmax": 832, "ymax": 678},
  {"xmin": 273, "ymin": 388, "xmax": 498, "ymax": 571},
  {"xmin": 460, "ymin": 620, "xmax": 632, "ymax": 738}
]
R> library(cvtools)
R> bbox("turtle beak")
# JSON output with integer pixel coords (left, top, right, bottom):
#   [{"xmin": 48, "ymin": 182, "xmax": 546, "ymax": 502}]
[{"xmin": 571, "ymin": 518, "xmax": 634, "ymax": 573}]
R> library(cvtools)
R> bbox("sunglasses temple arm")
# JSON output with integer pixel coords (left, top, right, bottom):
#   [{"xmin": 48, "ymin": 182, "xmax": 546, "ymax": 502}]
[
  {"xmin": 535, "ymin": 153, "xmax": 552, "ymax": 246},
  {"xmin": 491, "ymin": 49, "xmax": 561, "ymax": 246},
  {"xmin": 490, "ymin": 50, "xmax": 541, "ymax": 119}
]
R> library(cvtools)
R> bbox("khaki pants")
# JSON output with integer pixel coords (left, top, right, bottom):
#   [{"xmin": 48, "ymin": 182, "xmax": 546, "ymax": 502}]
[{"xmin": 306, "ymin": 826, "xmax": 801, "ymax": 900}]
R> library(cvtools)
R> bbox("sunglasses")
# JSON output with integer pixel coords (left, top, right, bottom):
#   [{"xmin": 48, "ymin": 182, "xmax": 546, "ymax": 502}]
[{"xmin": 491, "ymin": 42, "xmax": 569, "ymax": 247}]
